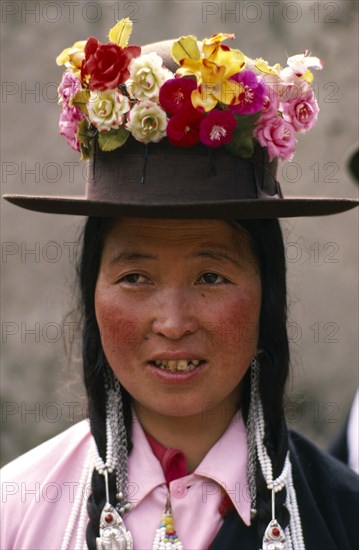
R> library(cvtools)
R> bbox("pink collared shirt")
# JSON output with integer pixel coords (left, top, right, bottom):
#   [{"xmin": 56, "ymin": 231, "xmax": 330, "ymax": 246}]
[
  {"xmin": 1, "ymin": 411, "xmax": 250, "ymax": 549},
  {"xmin": 126, "ymin": 410, "xmax": 250, "ymax": 549}
]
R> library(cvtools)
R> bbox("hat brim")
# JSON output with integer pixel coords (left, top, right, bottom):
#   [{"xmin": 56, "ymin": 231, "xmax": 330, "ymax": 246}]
[{"xmin": 3, "ymin": 194, "xmax": 358, "ymax": 218}]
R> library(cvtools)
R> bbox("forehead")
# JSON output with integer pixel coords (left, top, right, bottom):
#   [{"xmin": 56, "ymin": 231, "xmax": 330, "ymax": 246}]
[
  {"xmin": 100, "ymin": 218, "xmax": 258, "ymax": 269},
  {"xmin": 102, "ymin": 217, "xmax": 251, "ymax": 252}
]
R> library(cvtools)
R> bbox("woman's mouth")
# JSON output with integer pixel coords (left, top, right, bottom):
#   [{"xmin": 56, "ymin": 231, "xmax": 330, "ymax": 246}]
[{"xmin": 148, "ymin": 359, "xmax": 205, "ymax": 372}]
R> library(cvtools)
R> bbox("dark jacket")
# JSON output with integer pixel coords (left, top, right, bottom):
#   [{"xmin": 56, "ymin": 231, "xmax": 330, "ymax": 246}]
[{"xmin": 210, "ymin": 431, "xmax": 359, "ymax": 549}]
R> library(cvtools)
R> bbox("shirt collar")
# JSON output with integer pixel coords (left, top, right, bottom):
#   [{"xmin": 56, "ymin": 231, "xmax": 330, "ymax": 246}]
[
  {"xmin": 128, "ymin": 409, "xmax": 251, "ymax": 526},
  {"xmin": 194, "ymin": 410, "xmax": 250, "ymax": 525}
]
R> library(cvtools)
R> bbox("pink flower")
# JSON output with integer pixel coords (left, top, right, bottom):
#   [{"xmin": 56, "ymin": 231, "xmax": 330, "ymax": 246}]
[
  {"xmin": 279, "ymin": 80, "xmax": 309, "ymax": 102},
  {"xmin": 199, "ymin": 109, "xmax": 236, "ymax": 148},
  {"xmin": 256, "ymin": 87, "xmax": 280, "ymax": 125},
  {"xmin": 159, "ymin": 77, "xmax": 197, "ymax": 115},
  {"xmin": 58, "ymin": 71, "xmax": 82, "ymax": 103},
  {"xmin": 281, "ymin": 88, "xmax": 319, "ymax": 133},
  {"xmin": 229, "ymin": 70, "xmax": 266, "ymax": 115},
  {"xmin": 166, "ymin": 103, "xmax": 205, "ymax": 147},
  {"xmin": 59, "ymin": 103, "xmax": 84, "ymax": 151},
  {"xmin": 254, "ymin": 117, "xmax": 296, "ymax": 161}
]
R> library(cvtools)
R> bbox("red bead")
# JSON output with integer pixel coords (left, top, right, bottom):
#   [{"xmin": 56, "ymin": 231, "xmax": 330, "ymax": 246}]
[
  {"xmin": 272, "ymin": 527, "xmax": 280, "ymax": 537},
  {"xmin": 105, "ymin": 513, "xmax": 113, "ymax": 523}
]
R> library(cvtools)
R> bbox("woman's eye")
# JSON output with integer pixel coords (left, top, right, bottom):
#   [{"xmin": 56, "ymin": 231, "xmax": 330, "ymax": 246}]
[
  {"xmin": 119, "ymin": 273, "xmax": 148, "ymax": 284},
  {"xmin": 198, "ymin": 272, "xmax": 227, "ymax": 285}
]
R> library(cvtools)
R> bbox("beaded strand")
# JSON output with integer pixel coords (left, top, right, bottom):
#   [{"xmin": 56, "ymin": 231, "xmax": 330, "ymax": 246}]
[
  {"xmin": 61, "ymin": 441, "xmax": 94, "ymax": 550},
  {"xmin": 93, "ymin": 395, "xmax": 116, "ymax": 475},
  {"xmin": 93, "ymin": 384, "xmax": 134, "ymax": 550},
  {"xmin": 254, "ymin": 393, "xmax": 305, "ymax": 550},
  {"xmin": 285, "ymin": 462, "xmax": 305, "ymax": 550},
  {"xmin": 75, "ymin": 456, "xmax": 94, "ymax": 549}
]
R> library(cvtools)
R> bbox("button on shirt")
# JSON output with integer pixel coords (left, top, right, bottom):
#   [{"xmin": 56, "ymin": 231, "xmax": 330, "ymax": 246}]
[
  {"xmin": 126, "ymin": 410, "xmax": 251, "ymax": 550},
  {"xmin": 172, "ymin": 480, "xmax": 187, "ymax": 498}
]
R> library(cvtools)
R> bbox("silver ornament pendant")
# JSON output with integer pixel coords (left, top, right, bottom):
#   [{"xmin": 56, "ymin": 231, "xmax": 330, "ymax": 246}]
[
  {"xmin": 96, "ymin": 503, "xmax": 133, "ymax": 550},
  {"xmin": 262, "ymin": 519, "xmax": 286, "ymax": 550}
]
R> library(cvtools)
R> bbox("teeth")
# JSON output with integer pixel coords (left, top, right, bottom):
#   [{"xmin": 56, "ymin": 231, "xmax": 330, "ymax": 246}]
[
  {"xmin": 177, "ymin": 360, "xmax": 189, "ymax": 371},
  {"xmin": 167, "ymin": 360, "xmax": 177, "ymax": 371},
  {"xmin": 153, "ymin": 359, "xmax": 202, "ymax": 372}
]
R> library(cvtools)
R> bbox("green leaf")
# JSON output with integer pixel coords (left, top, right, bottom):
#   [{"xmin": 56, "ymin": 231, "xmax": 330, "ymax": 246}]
[
  {"xmin": 77, "ymin": 119, "xmax": 96, "ymax": 160},
  {"xmin": 171, "ymin": 35, "xmax": 200, "ymax": 64},
  {"xmin": 70, "ymin": 90, "xmax": 90, "ymax": 116},
  {"xmin": 225, "ymin": 112, "xmax": 261, "ymax": 158},
  {"xmin": 98, "ymin": 127, "xmax": 130, "ymax": 152}
]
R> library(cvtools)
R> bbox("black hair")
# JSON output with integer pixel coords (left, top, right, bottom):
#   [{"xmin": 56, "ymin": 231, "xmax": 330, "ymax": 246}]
[{"xmin": 79, "ymin": 216, "xmax": 290, "ymax": 548}]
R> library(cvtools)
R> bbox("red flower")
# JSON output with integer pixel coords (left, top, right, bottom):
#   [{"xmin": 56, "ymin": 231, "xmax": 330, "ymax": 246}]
[
  {"xmin": 199, "ymin": 109, "xmax": 236, "ymax": 147},
  {"xmin": 159, "ymin": 77, "xmax": 197, "ymax": 115},
  {"xmin": 166, "ymin": 103, "xmax": 205, "ymax": 147},
  {"xmin": 81, "ymin": 37, "xmax": 141, "ymax": 91}
]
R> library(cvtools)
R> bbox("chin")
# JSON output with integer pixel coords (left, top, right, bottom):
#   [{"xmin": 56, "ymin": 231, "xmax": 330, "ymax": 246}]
[{"xmin": 135, "ymin": 395, "xmax": 208, "ymax": 419}]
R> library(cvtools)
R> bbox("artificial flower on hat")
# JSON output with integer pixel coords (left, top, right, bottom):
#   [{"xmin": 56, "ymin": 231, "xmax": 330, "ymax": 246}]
[
  {"xmin": 56, "ymin": 40, "xmax": 86, "ymax": 76},
  {"xmin": 56, "ymin": 18, "xmax": 323, "ymax": 162}
]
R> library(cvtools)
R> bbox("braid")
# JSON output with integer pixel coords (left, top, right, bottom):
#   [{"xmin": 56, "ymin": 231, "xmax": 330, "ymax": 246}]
[
  {"xmin": 238, "ymin": 219, "xmax": 290, "ymax": 543},
  {"xmin": 77, "ymin": 218, "xmax": 133, "ymax": 549},
  {"xmin": 256, "ymin": 353, "xmax": 290, "ymax": 540}
]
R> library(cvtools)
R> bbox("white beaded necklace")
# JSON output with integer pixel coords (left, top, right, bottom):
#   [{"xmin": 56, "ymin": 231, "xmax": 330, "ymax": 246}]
[
  {"xmin": 61, "ymin": 389, "xmax": 134, "ymax": 550},
  {"xmin": 60, "ymin": 441, "xmax": 94, "ymax": 550},
  {"xmin": 255, "ymin": 398, "xmax": 305, "ymax": 550}
]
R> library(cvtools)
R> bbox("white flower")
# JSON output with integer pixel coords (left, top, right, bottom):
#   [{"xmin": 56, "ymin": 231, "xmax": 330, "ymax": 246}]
[
  {"xmin": 126, "ymin": 52, "xmax": 172, "ymax": 101},
  {"xmin": 280, "ymin": 51, "xmax": 323, "ymax": 86},
  {"xmin": 286, "ymin": 51, "xmax": 323, "ymax": 75},
  {"xmin": 126, "ymin": 100, "xmax": 167, "ymax": 143},
  {"xmin": 87, "ymin": 89, "xmax": 130, "ymax": 131}
]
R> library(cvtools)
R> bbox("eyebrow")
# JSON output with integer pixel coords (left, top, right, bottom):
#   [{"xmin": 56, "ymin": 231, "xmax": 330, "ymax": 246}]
[
  {"xmin": 109, "ymin": 245, "xmax": 241, "ymax": 268},
  {"xmin": 110, "ymin": 251, "xmax": 157, "ymax": 265},
  {"xmin": 191, "ymin": 248, "xmax": 241, "ymax": 267}
]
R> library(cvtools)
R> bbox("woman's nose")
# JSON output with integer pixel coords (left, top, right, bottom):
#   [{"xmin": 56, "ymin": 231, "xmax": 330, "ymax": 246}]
[{"xmin": 150, "ymin": 289, "xmax": 200, "ymax": 340}]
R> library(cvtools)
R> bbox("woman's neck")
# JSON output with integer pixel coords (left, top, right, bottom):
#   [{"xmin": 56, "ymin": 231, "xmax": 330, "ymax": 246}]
[{"xmin": 133, "ymin": 400, "xmax": 240, "ymax": 472}]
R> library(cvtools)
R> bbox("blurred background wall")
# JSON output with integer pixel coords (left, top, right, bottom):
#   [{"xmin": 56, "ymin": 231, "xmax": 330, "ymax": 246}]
[{"xmin": 1, "ymin": 0, "xmax": 358, "ymax": 466}]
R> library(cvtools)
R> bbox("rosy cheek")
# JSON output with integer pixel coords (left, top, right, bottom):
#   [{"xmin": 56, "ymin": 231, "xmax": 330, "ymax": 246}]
[
  {"xmin": 95, "ymin": 292, "xmax": 143, "ymax": 350},
  {"xmin": 203, "ymin": 293, "xmax": 260, "ymax": 347}
]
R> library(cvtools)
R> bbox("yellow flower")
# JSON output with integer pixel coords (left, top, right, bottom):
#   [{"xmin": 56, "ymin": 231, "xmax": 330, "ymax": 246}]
[
  {"xmin": 56, "ymin": 41, "xmax": 86, "ymax": 76},
  {"xmin": 252, "ymin": 57, "xmax": 281, "ymax": 76},
  {"xmin": 108, "ymin": 18, "xmax": 133, "ymax": 47},
  {"xmin": 173, "ymin": 33, "xmax": 245, "ymax": 112}
]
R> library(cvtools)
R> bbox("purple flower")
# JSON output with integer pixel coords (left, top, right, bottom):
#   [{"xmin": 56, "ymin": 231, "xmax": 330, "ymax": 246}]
[
  {"xmin": 199, "ymin": 109, "xmax": 236, "ymax": 148},
  {"xmin": 281, "ymin": 88, "xmax": 319, "ymax": 133},
  {"xmin": 59, "ymin": 103, "xmax": 84, "ymax": 151},
  {"xmin": 229, "ymin": 70, "xmax": 266, "ymax": 115},
  {"xmin": 254, "ymin": 116, "xmax": 296, "ymax": 161},
  {"xmin": 58, "ymin": 71, "xmax": 82, "ymax": 104}
]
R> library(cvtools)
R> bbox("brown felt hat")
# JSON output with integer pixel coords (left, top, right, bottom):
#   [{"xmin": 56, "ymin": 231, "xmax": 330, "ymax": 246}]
[{"xmin": 3, "ymin": 40, "xmax": 358, "ymax": 219}]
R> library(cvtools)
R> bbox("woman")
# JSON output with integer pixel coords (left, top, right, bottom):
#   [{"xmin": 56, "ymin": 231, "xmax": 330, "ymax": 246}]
[{"xmin": 2, "ymin": 21, "xmax": 358, "ymax": 550}]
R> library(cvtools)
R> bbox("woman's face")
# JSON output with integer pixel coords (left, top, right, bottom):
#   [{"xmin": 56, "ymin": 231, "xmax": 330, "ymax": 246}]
[{"xmin": 95, "ymin": 218, "xmax": 261, "ymax": 422}]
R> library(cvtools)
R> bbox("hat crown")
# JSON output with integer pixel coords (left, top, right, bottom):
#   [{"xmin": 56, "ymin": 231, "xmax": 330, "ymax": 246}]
[{"xmin": 86, "ymin": 139, "xmax": 281, "ymax": 206}]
